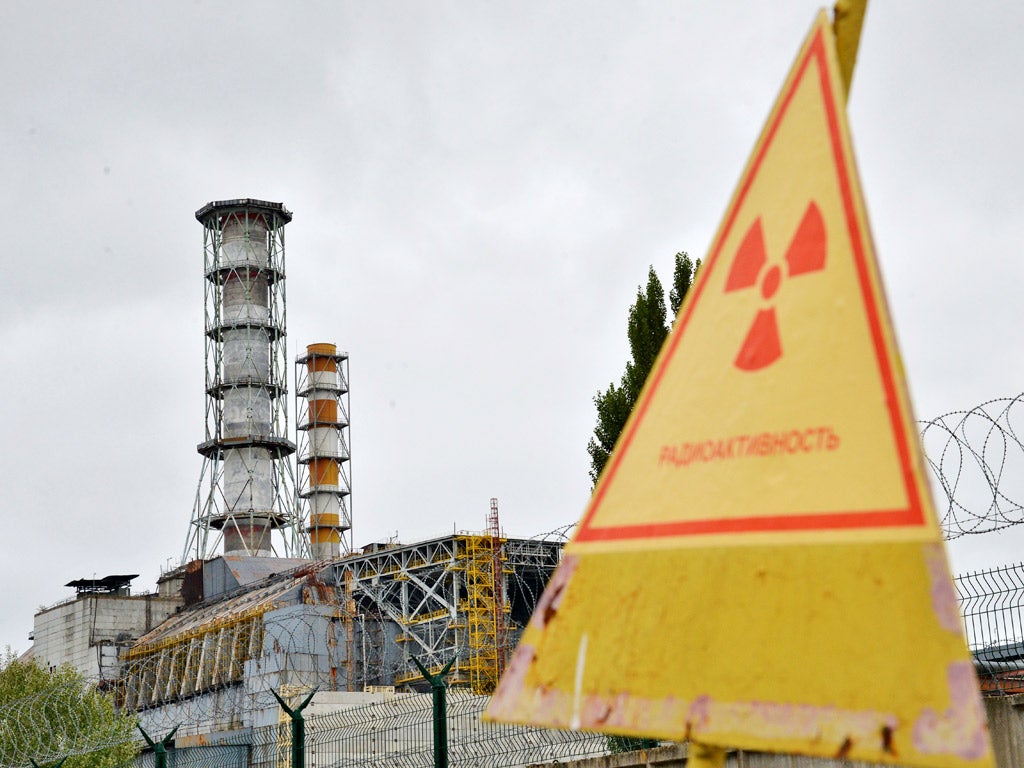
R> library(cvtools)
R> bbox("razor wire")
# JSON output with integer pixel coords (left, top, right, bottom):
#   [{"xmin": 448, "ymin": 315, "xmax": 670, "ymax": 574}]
[
  {"xmin": 920, "ymin": 393, "xmax": 1024, "ymax": 540},
  {"xmin": 0, "ymin": 676, "xmax": 135, "ymax": 768}
]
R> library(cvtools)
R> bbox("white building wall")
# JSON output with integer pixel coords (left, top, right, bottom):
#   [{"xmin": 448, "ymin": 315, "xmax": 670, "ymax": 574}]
[
  {"xmin": 136, "ymin": 686, "xmax": 248, "ymax": 739},
  {"xmin": 33, "ymin": 594, "xmax": 181, "ymax": 680}
]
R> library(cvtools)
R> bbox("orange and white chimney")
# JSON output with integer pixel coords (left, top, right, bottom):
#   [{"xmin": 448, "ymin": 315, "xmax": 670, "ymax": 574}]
[{"xmin": 296, "ymin": 343, "xmax": 351, "ymax": 559}]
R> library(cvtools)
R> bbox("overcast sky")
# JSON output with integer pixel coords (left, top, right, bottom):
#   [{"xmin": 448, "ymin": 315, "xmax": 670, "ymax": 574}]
[{"xmin": 1, "ymin": 2, "xmax": 1022, "ymax": 654}]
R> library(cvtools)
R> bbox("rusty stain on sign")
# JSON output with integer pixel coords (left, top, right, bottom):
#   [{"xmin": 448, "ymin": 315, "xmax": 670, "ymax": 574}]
[{"xmin": 913, "ymin": 663, "xmax": 990, "ymax": 760}]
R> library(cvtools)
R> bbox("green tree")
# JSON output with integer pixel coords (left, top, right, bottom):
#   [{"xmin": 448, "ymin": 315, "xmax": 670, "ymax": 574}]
[
  {"xmin": 587, "ymin": 252, "xmax": 699, "ymax": 486},
  {"xmin": 623, "ymin": 266, "xmax": 669, "ymax": 402},
  {"xmin": 587, "ymin": 379, "xmax": 633, "ymax": 487},
  {"xmin": 0, "ymin": 650, "xmax": 137, "ymax": 768},
  {"xmin": 669, "ymin": 251, "xmax": 700, "ymax": 317}
]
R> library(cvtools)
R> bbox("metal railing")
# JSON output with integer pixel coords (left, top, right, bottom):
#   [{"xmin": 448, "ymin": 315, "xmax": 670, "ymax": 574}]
[
  {"xmin": 956, "ymin": 562, "xmax": 1024, "ymax": 695},
  {"xmin": 147, "ymin": 693, "xmax": 609, "ymax": 768},
  {"xmin": 20, "ymin": 560, "xmax": 1024, "ymax": 768}
]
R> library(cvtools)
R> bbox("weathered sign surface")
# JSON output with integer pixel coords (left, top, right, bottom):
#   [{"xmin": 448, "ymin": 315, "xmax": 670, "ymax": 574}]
[{"xmin": 486, "ymin": 11, "xmax": 994, "ymax": 767}]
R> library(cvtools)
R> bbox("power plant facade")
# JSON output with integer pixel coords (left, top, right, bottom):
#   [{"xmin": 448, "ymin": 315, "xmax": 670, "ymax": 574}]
[
  {"xmin": 116, "ymin": 534, "xmax": 560, "ymax": 734},
  {"xmin": 25, "ymin": 198, "xmax": 565, "ymax": 762}
]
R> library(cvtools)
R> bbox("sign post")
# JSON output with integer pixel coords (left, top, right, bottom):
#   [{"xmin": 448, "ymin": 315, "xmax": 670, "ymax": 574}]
[{"xmin": 486, "ymin": 8, "xmax": 993, "ymax": 767}]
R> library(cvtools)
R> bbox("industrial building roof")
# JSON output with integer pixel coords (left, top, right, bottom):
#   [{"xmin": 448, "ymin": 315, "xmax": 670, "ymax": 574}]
[
  {"xmin": 64, "ymin": 574, "xmax": 138, "ymax": 594},
  {"xmin": 133, "ymin": 560, "xmax": 323, "ymax": 649}
]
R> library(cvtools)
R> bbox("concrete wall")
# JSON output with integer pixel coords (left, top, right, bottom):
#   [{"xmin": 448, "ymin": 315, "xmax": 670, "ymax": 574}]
[
  {"xmin": 983, "ymin": 694, "xmax": 1024, "ymax": 767},
  {"xmin": 532, "ymin": 696, "xmax": 1024, "ymax": 768},
  {"xmin": 33, "ymin": 593, "xmax": 181, "ymax": 680},
  {"xmin": 136, "ymin": 685, "xmax": 247, "ymax": 739}
]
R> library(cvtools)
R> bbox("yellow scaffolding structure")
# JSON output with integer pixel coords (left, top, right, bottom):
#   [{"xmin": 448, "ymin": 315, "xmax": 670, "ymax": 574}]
[
  {"xmin": 121, "ymin": 605, "xmax": 274, "ymax": 708},
  {"xmin": 458, "ymin": 535, "xmax": 511, "ymax": 694}
]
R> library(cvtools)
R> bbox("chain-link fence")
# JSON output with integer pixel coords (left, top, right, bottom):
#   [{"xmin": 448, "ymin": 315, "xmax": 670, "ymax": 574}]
[
  {"xmin": 12, "ymin": 560, "xmax": 1024, "ymax": 768},
  {"xmin": 139, "ymin": 692, "xmax": 608, "ymax": 768}
]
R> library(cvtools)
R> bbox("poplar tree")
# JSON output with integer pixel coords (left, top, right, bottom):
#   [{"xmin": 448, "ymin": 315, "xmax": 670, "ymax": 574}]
[
  {"xmin": 669, "ymin": 251, "xmax": 699, "ymax": 317},
  {"xmin": 592, "ymin": 252, "xmax": 699, "ymax": 756},
  {"xmin": 587, "ymin": 252, "xmax": 699, "ymax": 486}
]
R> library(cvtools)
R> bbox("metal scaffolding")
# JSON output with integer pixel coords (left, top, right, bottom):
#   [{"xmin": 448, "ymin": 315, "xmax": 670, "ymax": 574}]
[
  {"xmin": 183, "ymin": 199, "xmax": 304, "ymax": 562},
  {"xmin": 461, "ymin": 532, "xmax": 511, "ymax": 694},
  {"xmin": 327, "ymin": 532, "xmax": 558, "ymax": 694},
  {"xmin": 122, "ymin": 607, "xmax": 268, "ymax": 709}
]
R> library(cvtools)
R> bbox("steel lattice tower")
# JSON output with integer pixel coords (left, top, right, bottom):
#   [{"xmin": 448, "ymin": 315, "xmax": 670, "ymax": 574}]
[{"xmin": 183, "ymin": 199, "xmax": 306, "ymax": 562}]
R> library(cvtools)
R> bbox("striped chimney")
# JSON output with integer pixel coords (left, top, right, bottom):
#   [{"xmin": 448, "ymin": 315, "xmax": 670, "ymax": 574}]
[{"xmin": 296, "ymin": 343, "xmax": 351, "ymax": 559}]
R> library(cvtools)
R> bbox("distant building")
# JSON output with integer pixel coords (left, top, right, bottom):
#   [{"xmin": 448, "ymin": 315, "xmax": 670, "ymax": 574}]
[{"xmin": 30, "ymin": 575, "xmax": 180, "ymax": 684}]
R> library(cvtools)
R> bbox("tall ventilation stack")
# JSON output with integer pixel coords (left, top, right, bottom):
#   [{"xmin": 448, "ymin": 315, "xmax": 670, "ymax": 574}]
[
  {"xmin": 182, "ymin": 199, "xmax": 304, "ymax": 562},
  {"xmin": 296, "ymin": 344, "xmax": 352, "ymax": 559}
]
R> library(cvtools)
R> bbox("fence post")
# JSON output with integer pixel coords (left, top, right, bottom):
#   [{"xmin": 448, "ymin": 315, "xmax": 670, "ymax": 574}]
[
  {"xmin": 272, "ymin": 687, "xmax": 318, "ymax": 768},
  {"xmin": 412, "ymin": 656, "xmax": 457, "ymax": 768},
  {"xmin": 30, "ymin": 758, "xmax": 67, "ymax": 768},
  {"xmin": 138, "ymin": 725, "xmax": 179, "ymax": 768}
]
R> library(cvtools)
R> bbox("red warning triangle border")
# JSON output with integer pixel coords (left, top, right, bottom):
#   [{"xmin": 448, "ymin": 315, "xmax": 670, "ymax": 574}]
[{"xmin": 576, "ymin": 27, "xmax": 924, "ymax": 545}]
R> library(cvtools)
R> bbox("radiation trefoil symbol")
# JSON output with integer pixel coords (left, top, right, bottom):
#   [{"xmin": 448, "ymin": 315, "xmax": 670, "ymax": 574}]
[{"xmin": 723, "ymin": 201, "xmax": 826, "ymax": 371}]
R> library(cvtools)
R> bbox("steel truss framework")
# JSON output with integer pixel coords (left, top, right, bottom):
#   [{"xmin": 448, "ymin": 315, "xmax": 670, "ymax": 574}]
[
  {"xmin": 183, "ymin": 199, "xmax": 305, "ymax": 563},
  {"xmin": 119, "ymin": 535, "xmax": 561, "ymax": 721},
  {"xmin": 327, "ymin": 535, "xmax": 561, "ymax": 694},
  {"xmin": 118, "ymin": 569, "xmax": 348, "ymax": 717}
]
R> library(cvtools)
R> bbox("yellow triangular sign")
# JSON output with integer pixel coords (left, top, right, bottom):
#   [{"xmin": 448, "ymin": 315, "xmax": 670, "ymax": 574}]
[{"xmin": 486, "ymin": 11, "xmax": 993, "ymax": 768}]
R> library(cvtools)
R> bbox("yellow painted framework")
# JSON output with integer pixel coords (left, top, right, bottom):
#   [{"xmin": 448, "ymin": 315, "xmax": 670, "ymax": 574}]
[
  {"xmin": 121, "ymin": 605, "xmax": 275, "ymax": 708},
  {"xmin": 390, "ymin": 536, "xmax": 512, "ymax": 692},
  {"xmin": 459, "ymin": 534, "xmax": 511, "ymax": 694}
]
